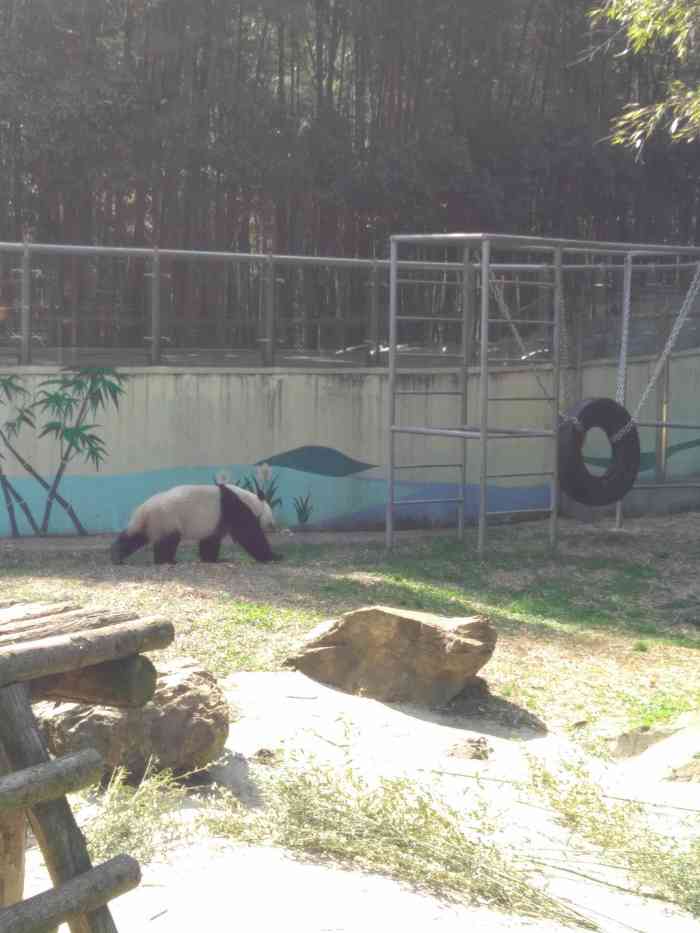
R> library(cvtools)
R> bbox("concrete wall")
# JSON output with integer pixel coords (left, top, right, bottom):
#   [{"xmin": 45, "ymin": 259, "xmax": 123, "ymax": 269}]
[{"xmin": 2, "ymin": 352, "xmax": 699, "ymax": 536}]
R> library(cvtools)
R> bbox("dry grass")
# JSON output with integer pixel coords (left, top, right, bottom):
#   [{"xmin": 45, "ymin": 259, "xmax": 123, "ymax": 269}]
[{"xmin": 2, "ymin": 512, "xmax": 699, "ymax": 746}]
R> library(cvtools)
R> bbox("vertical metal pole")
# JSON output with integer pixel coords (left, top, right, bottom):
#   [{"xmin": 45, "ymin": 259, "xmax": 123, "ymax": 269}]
[
  {"xmin": 150, "ymin": 248, "xmax": 161, "ymax": 365},
  {"xmin": 262, "ymin": 255, "xmax": 276, "ymax": 366},
  {"xmin": 575, "ymin": 303, "xmax": 584, "ymax": 404},
  {"xmin": 655, "ymin": 311, "xmax": 672, "ymax": 485},
  {"xmin": 20, "ymin": 241, "xmax": 31, "ymax": 365},
  {"xmin": 385, "ymin": 239, "xmax": 398, "ymax": 549},
  {"xmin": 658, "ymin": 359, "xmax": 670, "ymax": 482},
  {"xmin": 369, "ymin": 260, "xmax": 379, "ymax": 365},
  {"xmin": 615, "ymin": 252, "xmax": 633, "ymax": 530},
  {"xmin": 477, "ymin": 239, "xmax": 491, "ymax": 558},
  {"xmin": 459, "ymin": 247, "xmax": 473, "ymax": 542},
  {"xmin": 550, "ymin": 247, "xmax": 563, "ymax": 550}
]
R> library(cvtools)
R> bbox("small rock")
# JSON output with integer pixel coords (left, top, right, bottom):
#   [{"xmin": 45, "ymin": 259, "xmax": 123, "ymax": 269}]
[
  {"xmin": 284, "ymin": 605, "xmax": 497, "ymax": 707},
  {"xmin": 609, "ymin": 711, "xmax": 700, "ymax": 758},
  {"xmin": 448, "ymin": 737, "xmax": 492, "ymax": 761},
  {"xmin": 34, "ymin": 657, "xmax": 229, "ymax": 782}
]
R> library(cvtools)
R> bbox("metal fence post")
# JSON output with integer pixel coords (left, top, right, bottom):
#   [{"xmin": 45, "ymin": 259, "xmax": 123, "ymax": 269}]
[
  {"xmin": 368, "ymin": 260, "xmax": 379, "ymax": 365},
  {"xmin": 550, "ymin": 247, "xmax": 563, "ymax": 550},
  {"xmin": 262, "ymin": 255, "xmax": 275, "ymax": 366},
  {"xmin": 150, "ymin": 248, "xmax": 161, "ymax": 365},
  {"xmin": 20, "ymin": 241, "xmax": 31, "ymax": 365}
]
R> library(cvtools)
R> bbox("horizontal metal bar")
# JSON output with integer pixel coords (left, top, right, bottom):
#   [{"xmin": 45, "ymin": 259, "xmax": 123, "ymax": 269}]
[
  {"xmin": 461, "ymin": 424, "xmax": 555, "ymax": 437},
  {"xmin": 395, "ymin": 391, "xmax": 463, "ymax": 396},
  {"xmin": 488, "ymin": 318, "xmax": 554, "ymax": 325},
  {"xmin": 4, "ymin": 239, "xmax": 699, "ymax": 278},
  {"xmin": 397, "ymin": 279, "xmax": 461, "ymax": 287},
  {"xmin": 392, "ymin": 426, "xmax": 482, "ymax": 440},
  {"xmin": 633, "ymin": 482, "xmax": 700, "ymax": 489},
  {"xmin": 635, "ymin": 421, "xmax": 700, "ymax": 430},
  {"xmin": 396, "ymin": 315, "xmax": 463, "ymax": 323},
  {"xmin": 0, "ymin": 242, "xmax": 594, "ymax": 274},
  {"xmin": 486, "ymin": 432, "xmax": 555, "ymax": 439},
  {"xmin": 395, "ymin": 352, "xmax": 464, "ymax": 359},
  {"xmin": 486, "ymin": 507, "xmax": 551, "ymax": 516},
  {"xmin": 391, "ymin": 497, "xmax": 464, "ymax": 506},
  {"xmin": 487, "ymin": 396, "xmax": 555, "ymax": 402},
  {"xmin": 488, "ymin": 358, "xmax": 553, "ymax": 365},
  {"xmin": 563, "ymin": 261, "xmax": 700, "ymax": 272},
  {"xmin": 391, "ymin": 425, "xmax": 554, "ymax": 439},
  {"xmin": 391, "ymin": 232, "xmax": 700, "ymax": 257},
  {"xmin": 487, "ymin": 471, "xmax": 554, "ymax": 479},
  {"xmin": 394, "ymin": 463, "xmax": 463, "ymax": 470}
]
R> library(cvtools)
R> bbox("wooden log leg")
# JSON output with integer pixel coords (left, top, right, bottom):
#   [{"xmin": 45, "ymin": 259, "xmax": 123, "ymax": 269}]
[
  {"xmin": 0, "ymin": 743, "xmax": 26, "ymax": 909},
  {"xmin": 0, "ymin": 684, "xmax": 119, "ymax": 933}
]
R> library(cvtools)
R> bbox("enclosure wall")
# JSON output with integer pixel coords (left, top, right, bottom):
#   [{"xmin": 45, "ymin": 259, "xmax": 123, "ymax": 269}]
[{"xmin": 2, "ymin": 353, "xmax": 700, "ymax": 536}]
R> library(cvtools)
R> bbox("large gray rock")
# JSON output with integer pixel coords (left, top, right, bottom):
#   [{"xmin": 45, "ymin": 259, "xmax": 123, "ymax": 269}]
[
  {"xmin": 284, "ymin": 605, "xmax": 497, "ymax": 706},
  {"xmin": 34, "ymin": 657, "xmax": 229, "ymax": 781}
]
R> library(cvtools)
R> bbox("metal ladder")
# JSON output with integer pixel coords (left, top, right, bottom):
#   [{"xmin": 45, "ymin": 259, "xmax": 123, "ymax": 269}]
[{"xmin": 385, "ymin": 237, "xmax": 563, "ymax": 557}]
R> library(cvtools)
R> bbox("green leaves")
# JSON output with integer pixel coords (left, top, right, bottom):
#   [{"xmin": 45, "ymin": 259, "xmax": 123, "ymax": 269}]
[
  {"xmin": 0, "ymin": 375, "xmax": 28, "ymax": 404},
  {"xmin": 38, "ymin": 421, "xmax": 108, "ymax": 469},
  {"xmin": 33, "ymin": 368, "xmax": 125, "ymax": 470},
  {"xmin": 594, "ymin": 0, "xmax": 700, "ymax": 148},
  {"xmin": 1, "ymin": 367, "xmax": 126, "ymax": 471}
]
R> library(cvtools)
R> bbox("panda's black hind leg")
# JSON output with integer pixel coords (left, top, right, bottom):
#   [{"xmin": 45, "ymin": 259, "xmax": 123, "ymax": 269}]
[
  {"xmin": 199, "ymin": 534, "xmax": 222, "ymax": 563},
  {"xmin": 153, "ymin": 532, "xmax": 181, "ymax": 564}
]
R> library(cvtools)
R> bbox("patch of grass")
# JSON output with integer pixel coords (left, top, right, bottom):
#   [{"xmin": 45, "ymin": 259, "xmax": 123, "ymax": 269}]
[
  {"xmin": 620, "ymin": 690, "xmax": 700, "ymax": 730},
  {"xmin": 202, "ymin": 755, "xmax": 594, "ymax": 929},
  {"xmin": 79, "ymin": 764, "xmax": 190, "ymax": 864},
  {"xmin": 633, "ymin": 640, "xmax": 650, "ymax": 652},
  {"xmin": 530, "ymin": 758, "xmax": 700, "ymax": 917},
  {"xmin": 166, "ymin": 599, "xmax": 323, "ymax": 675}
]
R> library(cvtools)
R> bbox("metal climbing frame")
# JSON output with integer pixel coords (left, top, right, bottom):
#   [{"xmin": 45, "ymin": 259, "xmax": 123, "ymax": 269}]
[{"xmin": 385, "ymin": 233, "xmax": 700, "ymax": 556}]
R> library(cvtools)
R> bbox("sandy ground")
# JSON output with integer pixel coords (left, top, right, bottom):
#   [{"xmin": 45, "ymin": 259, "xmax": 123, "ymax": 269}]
[{"xmin": 22, "ymin": 670, "xmax": 700, "ymax": 933}]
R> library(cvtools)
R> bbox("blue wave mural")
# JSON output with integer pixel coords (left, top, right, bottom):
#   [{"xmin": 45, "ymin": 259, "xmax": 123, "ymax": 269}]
[
  {"xmin": 256, "ymin": 445, "xmax": 375, "ymax": 477},
  {"xmin": 2, "ymin": 437, "xmax": 700, "ymax": 538}
]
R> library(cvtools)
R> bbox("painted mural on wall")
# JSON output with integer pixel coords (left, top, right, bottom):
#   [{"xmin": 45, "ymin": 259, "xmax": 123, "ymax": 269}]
[
  {"xmin": 1, "ymin": 366, "xmax": 700, "ymax": 538},
  {"xmin": 0, "ymin": 369, "xmax": 126, "ymax": 537}
]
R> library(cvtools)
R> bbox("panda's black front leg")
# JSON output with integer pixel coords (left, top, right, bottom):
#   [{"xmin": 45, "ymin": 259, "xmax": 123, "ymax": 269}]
[
  {"xmin": 199, "ymin": 533, "xmax": 222, "ymax": 563},
  {"xmin": 153, "ymin": 532, "xmax": 181, "ymax": 564}
]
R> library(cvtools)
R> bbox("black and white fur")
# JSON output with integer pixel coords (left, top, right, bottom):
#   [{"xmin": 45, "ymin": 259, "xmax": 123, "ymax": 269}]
[{"xmin": 110, "ymin": 483, "xmax": 281, "ymax": 565}]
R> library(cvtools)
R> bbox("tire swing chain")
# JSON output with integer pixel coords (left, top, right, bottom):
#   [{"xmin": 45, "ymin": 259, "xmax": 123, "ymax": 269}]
[
  {"xmin": 609, "ymin": 259, "xmax": 700, "ymax": 445},
  {"xmin": 491, "ymin": 261, "xmax": 700, "ymax": 442},
  {"xmin": 489, "ymin": 277, "xmax": 555, "ymax": 406},
  {"xmin": 489, "ymin": 276, "xmax": 583, "ymax": 433}
]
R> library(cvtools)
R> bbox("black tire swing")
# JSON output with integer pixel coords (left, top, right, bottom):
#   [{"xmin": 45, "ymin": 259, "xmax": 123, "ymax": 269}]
[{"xmin": 558, "ymin": 398, "xmax": 641, "ymax": 507}]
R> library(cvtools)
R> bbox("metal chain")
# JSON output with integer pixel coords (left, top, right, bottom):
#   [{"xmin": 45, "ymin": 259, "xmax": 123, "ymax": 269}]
[
  {"xmin": 610, "ymin": 260, "xmax": 700, "ymax": 444},
  {"xmin": 489, "ymin": 262, "xmax": 700, "ymax": 445},
  {"xmin": 489, "ymin": 277, "xmax": 555, "ymax": 408},
  {"xmin": 489, "ymin": 276, "xmax": 585, "ymax": 431}
]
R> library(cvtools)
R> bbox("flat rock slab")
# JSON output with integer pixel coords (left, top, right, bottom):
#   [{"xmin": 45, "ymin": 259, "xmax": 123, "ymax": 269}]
[{"xmin": 284, "ymin": 605, "xmax": 497, "ymax": 706}]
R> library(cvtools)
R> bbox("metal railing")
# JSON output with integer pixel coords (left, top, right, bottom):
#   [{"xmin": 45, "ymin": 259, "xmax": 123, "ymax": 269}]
[{"xmin": 3, "ymin": 238, "xmax": 698, "ymax": 371}]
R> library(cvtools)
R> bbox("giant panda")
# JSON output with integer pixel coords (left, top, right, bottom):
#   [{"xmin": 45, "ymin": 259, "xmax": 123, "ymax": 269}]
[{"xmin": 110, "ymin": 482, "xmax": 282, "ymax": 565}]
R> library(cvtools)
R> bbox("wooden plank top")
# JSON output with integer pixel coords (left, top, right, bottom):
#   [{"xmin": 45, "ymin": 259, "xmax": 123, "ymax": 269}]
[{"xmin": 0, "ymin": 603, "xmax": 174, "ymax": 705}]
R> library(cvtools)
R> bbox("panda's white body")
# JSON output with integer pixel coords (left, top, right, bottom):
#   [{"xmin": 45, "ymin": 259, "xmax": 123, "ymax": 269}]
[
  {"xmin": 111, "ymin": 482, "xmax": 279, "ymax": 565},
  {"xmin": 126, "ymin": 484, "xmax": 275, "ymax": 543}
]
